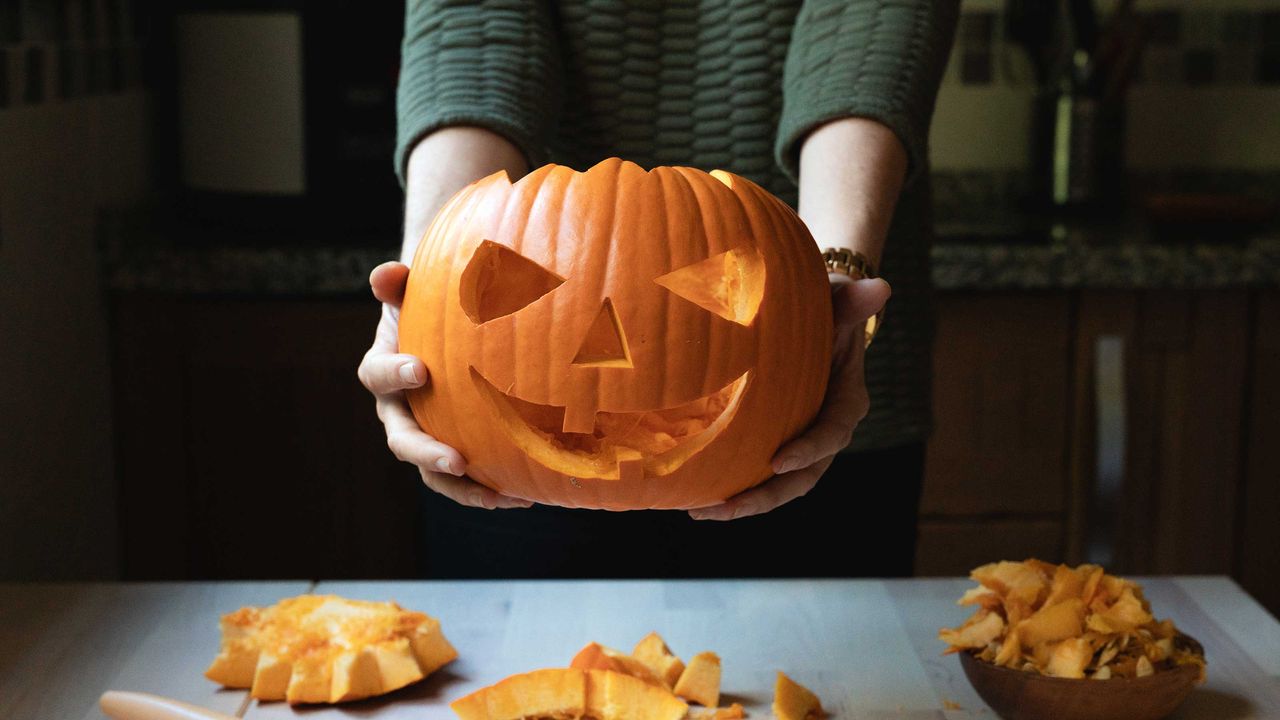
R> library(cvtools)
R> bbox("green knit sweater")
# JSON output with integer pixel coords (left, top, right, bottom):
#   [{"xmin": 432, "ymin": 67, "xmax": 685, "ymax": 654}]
[{"xmin": 396, "ymin": 0, "xmax": 958, "ymax": 452}]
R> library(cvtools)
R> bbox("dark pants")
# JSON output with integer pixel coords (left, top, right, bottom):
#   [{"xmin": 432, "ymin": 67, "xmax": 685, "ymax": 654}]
[{"xmin": 418, "ymin": 443, "xmax": 925, "ymax": 579}]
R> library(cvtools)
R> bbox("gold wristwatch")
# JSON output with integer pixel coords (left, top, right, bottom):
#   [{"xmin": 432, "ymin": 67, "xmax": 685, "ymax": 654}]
[{"xmin": 821, "ymin": 247, "xmax": 883, "ymax": 348}]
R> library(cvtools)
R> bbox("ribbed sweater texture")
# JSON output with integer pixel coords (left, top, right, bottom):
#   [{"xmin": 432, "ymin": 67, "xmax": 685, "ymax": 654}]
[{"xmin": 397, "ymin": 0, "xmax": 959, "ymax": 451}]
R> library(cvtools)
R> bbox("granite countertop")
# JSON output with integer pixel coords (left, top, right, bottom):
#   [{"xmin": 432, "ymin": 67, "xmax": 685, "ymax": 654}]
[{"xmin": 100, "ymin": 216, "xmax": 1280, "ymax": 296}]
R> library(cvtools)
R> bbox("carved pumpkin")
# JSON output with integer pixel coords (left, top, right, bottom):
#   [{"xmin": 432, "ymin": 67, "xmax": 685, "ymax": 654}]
[{"xmin": 400, "ymin": 158, "xmax": 832, "ymax": 510}]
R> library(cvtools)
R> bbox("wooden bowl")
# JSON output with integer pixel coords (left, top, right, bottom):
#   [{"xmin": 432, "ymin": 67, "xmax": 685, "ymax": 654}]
[{"xmin": 959, "ymin": 636, "xmax": 1203, "ymax": 720}]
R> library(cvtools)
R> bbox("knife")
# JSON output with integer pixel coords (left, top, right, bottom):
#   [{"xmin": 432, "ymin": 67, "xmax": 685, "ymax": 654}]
[{"xmin": 99, "ymin": 691, "xmax": 238, "ymax": 720}]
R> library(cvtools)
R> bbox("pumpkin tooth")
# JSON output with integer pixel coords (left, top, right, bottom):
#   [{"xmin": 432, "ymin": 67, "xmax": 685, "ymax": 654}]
[
  {"xmin": 412, "ymin": 618, "xmax": 460, "ymax": 675},
  {"xmin": 371, "ymin": 637, "xmax": 426, "ymax": 696},
  {"xmin": 330, "ymin": 648, "xmax": 382, "ymax": 703},
  {"xmin": 250, "ymin": 653, "xmax": 291, "ymax": 701},
  {"xmin": 204, "ymin": 641, "xmax": 259, "ymax": 688},
  {"xmin": 285, "ymin": 656, "xmax": 333, "ymax": 705}
]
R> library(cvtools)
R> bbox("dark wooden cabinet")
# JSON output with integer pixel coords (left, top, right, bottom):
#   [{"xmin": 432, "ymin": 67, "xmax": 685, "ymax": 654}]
[
  {"xmin": 112, "ymin": 296, "xmax": 422, "ymax": 580},
  {"xmin": 916, "ymin": 292, "xmax": 1073, "ymax": 574},
  {"xmin": 920, "ymin": 289, "xmax": 1279, "ymax": 617}
]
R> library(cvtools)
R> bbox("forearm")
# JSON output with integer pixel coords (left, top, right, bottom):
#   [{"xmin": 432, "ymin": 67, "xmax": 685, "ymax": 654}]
[
  {"xmin": 797, "ymin": 117, "xmax": 908, "ymax": 269},
  {"xmin": 401, "ymin": 126, "xmax": 529, "ymax": 263}
]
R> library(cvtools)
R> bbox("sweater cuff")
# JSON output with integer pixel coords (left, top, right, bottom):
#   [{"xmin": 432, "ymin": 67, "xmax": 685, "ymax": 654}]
[
  {"xmin": 774, "ymin": 98, "xmax": 925, "ymax": 187},
  {"xmin": 395, "ymin": 110, "xmax": 550, "ymax": 187}
]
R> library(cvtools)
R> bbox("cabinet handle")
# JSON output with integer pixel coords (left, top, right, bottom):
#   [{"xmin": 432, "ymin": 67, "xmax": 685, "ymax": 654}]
[{"xmin": 1089, "ymin": 335, "xmax": 1127, "ymax": 566}]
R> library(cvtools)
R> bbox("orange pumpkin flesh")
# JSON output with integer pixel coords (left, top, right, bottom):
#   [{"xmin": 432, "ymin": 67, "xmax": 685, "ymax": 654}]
[
  {"xmin": 400, "ymin": 159, "xmax": 832, "ymax": 510},
  {"xmin": 570, "ymin": 642, "xmax": 666, "ymax": 687},
  {"xmin": 773, "ymin": 672, "xmax": 823, "ymax": 720},
  {"xmin": 632, "ymin": 632, "xmax": 686, "ymax": 688},
  {"xmin": 674, "ymin": 651, "xmax": 722, "ymax": 707}
]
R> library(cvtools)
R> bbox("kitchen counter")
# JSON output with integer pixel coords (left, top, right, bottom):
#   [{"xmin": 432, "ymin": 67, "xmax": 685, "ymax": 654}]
[
  {"xmin": 4, "ymin": 577, "xmax": 1278, "ymax": 719},
  {"xmin": 99, "ymin": 215, "xmax": 1280, "ymax": 296}
]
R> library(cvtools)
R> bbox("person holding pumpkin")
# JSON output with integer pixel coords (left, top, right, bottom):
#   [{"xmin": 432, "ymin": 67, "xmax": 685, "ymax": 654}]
[{"xmin": 358, "ymin": 1, "xmax": 958, "ymax": 577}]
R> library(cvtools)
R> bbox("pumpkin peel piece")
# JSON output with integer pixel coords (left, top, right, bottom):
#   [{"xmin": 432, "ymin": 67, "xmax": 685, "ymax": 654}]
[
  {"xmin": 673, "ymin": 651, "xmax": 721, "ymax": 707},
  {"xmin": 250, "ymin": 653, "xmax": 292, "ymax": 701},
  {"xmin": 631, "ymin": 632, "xmax": 686, "ymax": 688},
  {"xmin": 773, "ymin": 672, "xmax": 823, "ymax": 720},
  {"xmin": 412, "ymin": 617, "xmax": 461, "ymax": 675},
  {"xmin": 450, "ymin": 668, "xmax": 588, "ymax": 720},
  {"xmin": 331, "ymin": 648, "xmax": 382, "ymax": 704},
  {"xmin": 286, "ymin": 656, "xmax": 334, "ymax": 705}
]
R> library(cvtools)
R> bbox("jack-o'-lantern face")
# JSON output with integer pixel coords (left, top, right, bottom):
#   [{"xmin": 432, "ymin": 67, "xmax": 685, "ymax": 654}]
[{"xmin": 399, "ymin": 159, "xmax": 831, "ymax": 510}]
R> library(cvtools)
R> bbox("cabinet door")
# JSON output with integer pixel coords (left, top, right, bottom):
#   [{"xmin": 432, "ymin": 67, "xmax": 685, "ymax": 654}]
[
  {"xmin": 1240, "ymin": 291, "xmax": 1280, "ymax": 614},
  {"xmin": 1068, "ymin": 290, "xmax": 1250, "ymax": 576},
  {"xmin": 917, "ymin": 292, "xmax": 1072, "ymax": 575},
  {"xmin": 113, "ymin": 297, "xmax": 421, "ymax": 579}
]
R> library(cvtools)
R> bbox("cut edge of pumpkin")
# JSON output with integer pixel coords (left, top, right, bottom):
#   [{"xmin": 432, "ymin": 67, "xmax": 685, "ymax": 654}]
[{"xmin": 470, "ymin": 367, "xmax": 751, "ymax": 482}]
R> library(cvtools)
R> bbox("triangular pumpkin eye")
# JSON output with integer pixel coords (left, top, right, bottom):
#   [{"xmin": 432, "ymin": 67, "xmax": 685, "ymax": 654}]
[
  {"xmin": 572, "ymin": 299, "xmax": 632, "ymax": 368},
  {"xmin": 459, "ymin": 241, "xmax": 565, "ymax": 324},
  {"xmin": 654, "ymin": 246, "xmax": 766, "ymax": 326}
]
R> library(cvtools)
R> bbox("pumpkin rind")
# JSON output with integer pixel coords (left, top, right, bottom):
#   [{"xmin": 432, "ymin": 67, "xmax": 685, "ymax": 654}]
[
  {"xmin": 452, "ymin": 668, "xmax": 687, "ymax": 720},
  {"xmin": 400, "ymin": 158, "xmax": 832, "ymax": 510}
]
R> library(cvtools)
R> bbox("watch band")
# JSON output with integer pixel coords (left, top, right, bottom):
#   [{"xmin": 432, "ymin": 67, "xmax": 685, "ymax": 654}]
[{"xmin": 821, "ymin": 247, "xmax": 883, "ymax": 348}]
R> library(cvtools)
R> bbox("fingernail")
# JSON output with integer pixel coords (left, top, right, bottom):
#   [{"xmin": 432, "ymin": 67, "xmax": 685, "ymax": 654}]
[
  {"xmin": 399, "ymin": 362, "xmax": 420, "ymax": 385},
  {"xmin": 470, "ymin": 491, "xmax": 490, "ymax": 509},
  {"xmin": 731, "ymin": 503, "xmax": 757, "ymax": 520},
  {"xmin": 435, "ymin": 457, "xmax": 453, "ymax": 474}
]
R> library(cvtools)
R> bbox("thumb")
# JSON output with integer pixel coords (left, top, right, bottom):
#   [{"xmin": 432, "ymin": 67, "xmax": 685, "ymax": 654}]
[
  {"xmin": 833, "ymin": 277, "xmax": 891, "ymax": 329},
  {"xmin": 370, "ymin": 261, "xmax": 411, "ymax": 307}
]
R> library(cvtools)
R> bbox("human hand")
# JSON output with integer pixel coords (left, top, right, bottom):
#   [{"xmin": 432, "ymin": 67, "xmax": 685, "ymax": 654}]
[
  {"xmin": 688, "ymin": 275, "xmax": 890, "ymax": 521},
  {"xmin": 358, "ymin": 261, "xmax": 533, "ymax": 510}
]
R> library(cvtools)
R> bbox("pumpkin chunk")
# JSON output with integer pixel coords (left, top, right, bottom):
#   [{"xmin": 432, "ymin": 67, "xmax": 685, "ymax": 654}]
[
  {"xmin": 673, "ymin": 651, "xmax": 721, "ymax": 707},
  {"xmin": 631, "ymin": 632, "xmax": 686, "ymax": 688},
  {"xmin": 570, "ymin": 642, "xmax": 665, "ymax": 687},
  {"xmin": 773, "ymin": 672, "xmax": 823, "ymax": 720},
  {"xmin": 205, "ymin": 594, "xmax": 456, "ymax": 704}
]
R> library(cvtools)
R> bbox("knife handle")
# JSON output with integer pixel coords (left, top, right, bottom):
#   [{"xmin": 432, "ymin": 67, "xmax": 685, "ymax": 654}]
[{"xmin": 99, "ymin": 691, "xmax": 239, "ymax": 720}]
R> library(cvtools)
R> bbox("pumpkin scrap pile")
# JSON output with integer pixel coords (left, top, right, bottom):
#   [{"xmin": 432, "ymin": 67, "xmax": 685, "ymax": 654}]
[
  {"xmin": 450, "ymin": 632, "xmax": 823, "ymax": 720},
  {"xmin": 938, "ymin": 560, "xmax": 1206, "ymax": 681},
  {"xmin": 205, "ymin": 594, "xmax": 457, "ymax": 704}
]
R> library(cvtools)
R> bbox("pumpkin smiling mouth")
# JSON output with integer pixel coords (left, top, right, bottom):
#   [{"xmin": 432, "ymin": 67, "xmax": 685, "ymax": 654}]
[{"xmin": 470, "ymin": 368, "xmax": 750, "ymax": 481}]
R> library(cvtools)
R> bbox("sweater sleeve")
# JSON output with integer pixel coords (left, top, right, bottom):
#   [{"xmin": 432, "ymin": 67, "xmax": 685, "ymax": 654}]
[
  {"xmin": 775, "ymin": 0, "xmax": 959, "ymax": 186},
  {"xmin": 395, "ymin": 0, "xmax": 561, "ymax": 186}
]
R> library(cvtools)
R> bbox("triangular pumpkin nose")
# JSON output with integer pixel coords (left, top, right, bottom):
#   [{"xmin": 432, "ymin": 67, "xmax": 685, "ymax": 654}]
[{"xmin": 572, "ymin": 299, "xmax": 632, "ymax": 368}]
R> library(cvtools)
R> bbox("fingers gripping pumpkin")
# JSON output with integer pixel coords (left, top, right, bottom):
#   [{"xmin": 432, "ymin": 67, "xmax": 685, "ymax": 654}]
[{"xmin": 399, "ymin": 158, "xmax": 832, "ymax": 510}]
